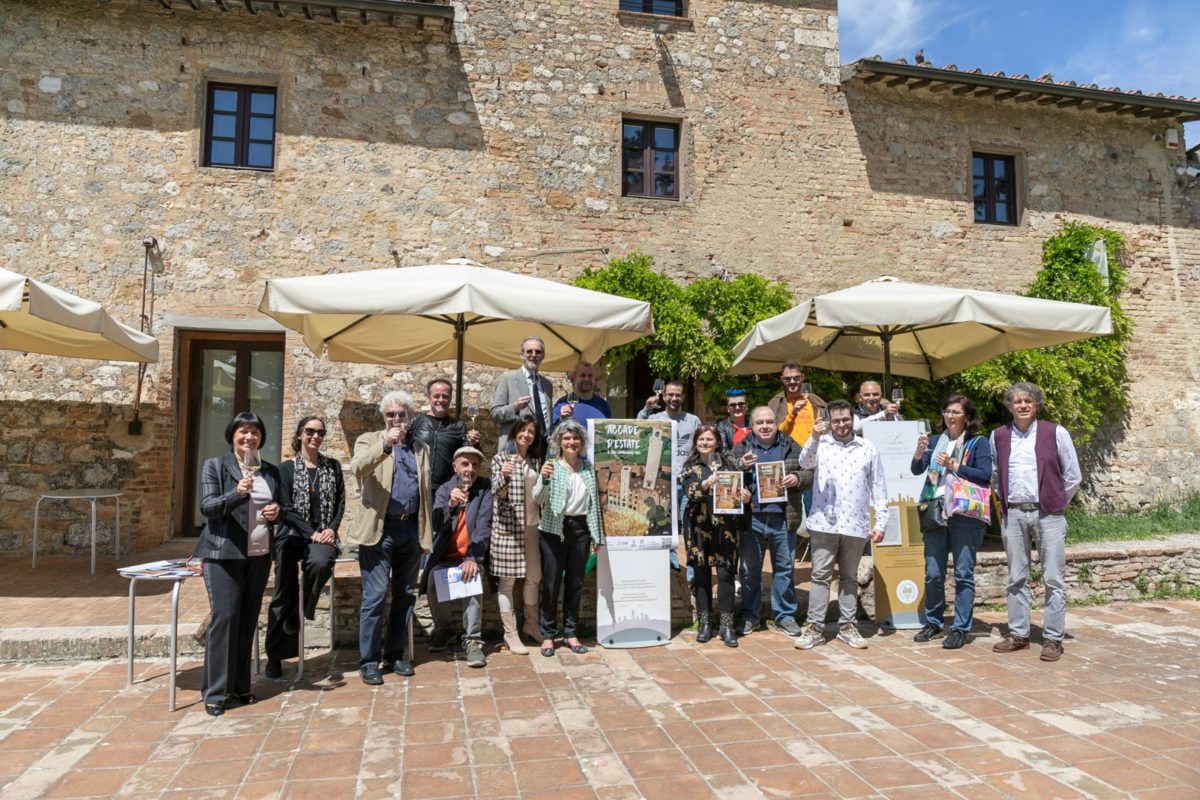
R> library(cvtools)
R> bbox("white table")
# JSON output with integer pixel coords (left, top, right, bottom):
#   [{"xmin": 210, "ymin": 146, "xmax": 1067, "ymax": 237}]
[
  {"xmin": 33, "ymin": 488, "xmax": 122, "ymax": 575},
  {"xmin": 121, "ymin": 561, "xmax": 199, "ymax": 712}
]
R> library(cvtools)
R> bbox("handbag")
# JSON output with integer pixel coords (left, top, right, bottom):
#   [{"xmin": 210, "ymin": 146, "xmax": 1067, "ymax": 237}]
[
  {"xmin": 918, "ymin": 495, "xmax": 946, "ymax": 533},
  {"xmin": 947, "ymin": 437, "xmax": 991, "ymax": 522},
  {"xmin": 949, "ymin": 476, "xmax": 990, "ymax": 522}
]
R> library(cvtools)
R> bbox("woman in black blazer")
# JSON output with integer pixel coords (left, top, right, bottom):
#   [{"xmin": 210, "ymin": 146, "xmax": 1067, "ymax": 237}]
[
  {"xmin": 264, "ymin": 415, "xmax": 345, "ymax": 679},
  {"xmin": 194, "ymin": 411, "xmax": 283, "ymax": 716}
]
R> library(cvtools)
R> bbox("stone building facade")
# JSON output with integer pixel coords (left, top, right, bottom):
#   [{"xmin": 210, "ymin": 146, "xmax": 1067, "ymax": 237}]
[{"xmin": 1, "ymin": 0, "xmax": 1197, "ymax": 557}]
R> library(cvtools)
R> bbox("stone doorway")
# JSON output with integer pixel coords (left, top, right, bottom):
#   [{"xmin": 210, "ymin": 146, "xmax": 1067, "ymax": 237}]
[{"xmin": 176, "ymin": 331, "xmax": 284, "ymax": 536}]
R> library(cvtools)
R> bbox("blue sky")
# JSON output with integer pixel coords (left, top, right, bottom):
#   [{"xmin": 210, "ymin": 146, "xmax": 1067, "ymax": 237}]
[{"xmin": 839, "ymin": 0, "xmax": 1200, "ymax": 146}]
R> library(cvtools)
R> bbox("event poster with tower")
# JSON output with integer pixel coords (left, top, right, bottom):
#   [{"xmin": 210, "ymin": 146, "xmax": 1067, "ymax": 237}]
[{"xmin": 589, "ymin": 419, "xmax": 675, "ymax": 648}]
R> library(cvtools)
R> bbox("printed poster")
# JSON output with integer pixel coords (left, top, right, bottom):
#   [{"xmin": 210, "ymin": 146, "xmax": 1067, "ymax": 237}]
[
  {"xmin": 589, "ymin": 419, "xmax": 676, "ymax": 551},
  {"xmin": 755, "ymin": 461, "xmax": 786, "ymax": 504},
  {"xmin": 713, "ymin": 472, "xmax": 744, "ymax": 515},
  {"xmin": 590, "ymin": 419, "xmax": 674, "ymax": 648}
]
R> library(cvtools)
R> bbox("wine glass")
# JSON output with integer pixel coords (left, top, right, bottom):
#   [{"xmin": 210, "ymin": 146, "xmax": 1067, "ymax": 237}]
[
  {"xmin": 917, "ymin": 419, "xmax": 930, "ymax": 435},
  {"xmin": 800, "ymin": 382, "xmax": 813, "ymax": 396},
  {"xmin": 891, "ymin": 387, "xmax": 904, "ymax": 403},
  {"xmin": 240, "ymin": 446, "xmax": 261, "ymax": 478},
  {"xmin": 466, "ymin": 403, "xmax": 478, "ymax": 427}
]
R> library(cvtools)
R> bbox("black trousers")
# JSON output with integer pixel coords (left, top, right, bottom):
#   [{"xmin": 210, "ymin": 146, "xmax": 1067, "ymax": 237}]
[
  {"xmin": 265, "ymin": 535, "xmax": 337, "ymax": 661},
  {"xmin": 539, "ymin": 516, "xmax": 591, "ymax": 640},
  {"xmin": 202, "ymin": 554, "xmax": 271, "ymax": 705},
  {"xmin": 693, "ymin": 563, "xmax": 736, "ymax": 616}
]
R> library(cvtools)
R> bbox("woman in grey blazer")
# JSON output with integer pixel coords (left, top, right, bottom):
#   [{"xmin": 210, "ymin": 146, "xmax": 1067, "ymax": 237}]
[{"xmin": 194, "ymin": 411, "xmax": 283, "ymax": 716}]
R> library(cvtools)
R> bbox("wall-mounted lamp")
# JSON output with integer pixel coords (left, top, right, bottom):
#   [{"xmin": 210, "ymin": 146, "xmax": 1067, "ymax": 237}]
[
  {"xmin": 1165, "ymin": 128, "xmax": 1180, "ymax": 150},
  {"xmin": 653, "ymin": 19, "xmax": 672, "ymax": 35}
]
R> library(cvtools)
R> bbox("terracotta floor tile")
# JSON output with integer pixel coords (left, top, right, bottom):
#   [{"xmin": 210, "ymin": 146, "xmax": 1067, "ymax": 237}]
[
  {"xmin": 745, "ymin": 765, "xmax": 839, "ymax": 796},
  {"xmin": 400, "ymin": 767, "xmax": 476, "ymax": 799},
  {"xmin": 1028, "ymin": 734, "xmax": 1119, "ymax": 763},
  {"xmin": 45, "ymin": 766, "xmax": 138, "ymax": 798},
  {"xmin": 680, "ymin": 743, "xmax": 737, "ymax": 775},
  {"xmin": 509, "ymin": 734, "xmax": 574, "ymax": 761},
  {"xmin": 703, "ymin": 717, "xmax": 767, "ymax": 744},
  {"xmin": 633, "ymin": 773, "xmax": 716, "ymax": 799},
  {"xmin": 74, "ymin": 740, "xmax": 160, "ymax": 769},
  {"xmin": 618, "ymin": 749, "xmax": 693, "ymax": 781},
  {"xmin": 720, "ymin": 739, "xmax": 795, "ymax": 769},
  {"xmin": 282, "ymin": 778, "xmax": 361, "ymax": 799},
  {"xmin": 170, "ymin": 756, "xmax": 253, "ymax": 790},
  {"xmin": 850, "ymin": 756, "xmax": 943, "ymax": 789},
  {"xmin": 983, "ymin": 770, "xmax": 1085, "ymax": 798},
  {"xmin": 404, "ymin": 742, "xmax": 471, "ymax": 770},
  {"xmin": 513, "ymin": 757, "xmax": 588, "ymax": 791},
  {"xmin": 1081, "ymin": 754, "xmax": 1180, "ymax": 792}
]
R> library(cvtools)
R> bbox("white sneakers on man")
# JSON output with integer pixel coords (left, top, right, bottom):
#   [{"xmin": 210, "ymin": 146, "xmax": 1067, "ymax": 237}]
[
  {"xmin": 794, "ymin": 624, "xmax": 824, "ymax": 650},
  {"xmin": 837, "ymin": 624, "xmax": 868, "ymax": 649}
]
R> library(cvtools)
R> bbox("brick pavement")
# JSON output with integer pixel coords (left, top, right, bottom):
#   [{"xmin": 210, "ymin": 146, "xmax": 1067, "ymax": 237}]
[{"xmin": 1, "ymin": 600, "xmax": 1198, "ymax": 798}]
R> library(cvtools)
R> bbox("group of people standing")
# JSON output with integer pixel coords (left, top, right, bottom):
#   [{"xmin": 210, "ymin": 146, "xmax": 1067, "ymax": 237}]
[{"xmin": 190, "ymin": 333, "xmax": 1081, "ymax": 715}]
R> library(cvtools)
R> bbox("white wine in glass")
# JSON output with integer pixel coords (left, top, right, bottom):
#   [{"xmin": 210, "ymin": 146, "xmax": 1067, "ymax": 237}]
[
  {"xmin": 466, "ymin": 404, "xmax": 478, "ymax": 427},
  {"xmin": 917, "ymin": 419, "xmax": 930, "ymax": 435},
  {"xmin": 241, "ymin": 447, "xmax": 262, "ymax": 478},
  {"xmin": 800, "ymin": 382, "xmax": 813, "ymax": 396},
  {"xmin": 891, "ymin": 387, "xmax": 904, "ymax": 402}
]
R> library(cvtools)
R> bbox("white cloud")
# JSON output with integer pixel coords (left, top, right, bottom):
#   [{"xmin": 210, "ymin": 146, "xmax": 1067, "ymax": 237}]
[{"xmin": 838, "ymin": 0, "xmax": 979, "ymax": 63}]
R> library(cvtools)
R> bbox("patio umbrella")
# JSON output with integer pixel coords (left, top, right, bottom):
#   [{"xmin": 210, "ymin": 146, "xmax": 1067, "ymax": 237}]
[
  {"xmin": 729, "ymin": 276, "xmax": 1113, "ymax": 394},
  {"xmin": 259, "ymin": 258, "xmax": 654, "ymax": 413},
  {"xmin": 0, "ymin": 267, "xmax": 158, "ymax": 363}
]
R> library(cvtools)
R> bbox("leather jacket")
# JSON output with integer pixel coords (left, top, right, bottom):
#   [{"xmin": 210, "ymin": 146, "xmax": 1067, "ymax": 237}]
[{"xmin": 408, "ymin": 413, "xmax": 468, "ymax": 489}]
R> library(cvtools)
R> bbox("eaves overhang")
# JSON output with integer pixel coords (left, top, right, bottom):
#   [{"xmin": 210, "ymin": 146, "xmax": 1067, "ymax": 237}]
[
  {"xmin": 843, "ymin": 59, "xmax": 1200, "ymax": 123},
  {"xmin": 148, "ymin": 0, "xmax": 454, "ymax": 27}
]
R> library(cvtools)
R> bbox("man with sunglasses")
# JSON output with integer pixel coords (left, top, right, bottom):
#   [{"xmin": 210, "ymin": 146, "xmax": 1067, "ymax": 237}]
[
  {"xmin": 347, "ymin": 390, "xmax": 433, "ymax": 684},
  {"xmin": 491, "ymin": 335, "xmax": 554, "ymax": 455},
  {"xmin": 716, "ymin": 389, "xmax": 752, "ymax": 451},
  {"xmin": 767, "ymin": 362, "xmax": 822, "ymax": 515}
]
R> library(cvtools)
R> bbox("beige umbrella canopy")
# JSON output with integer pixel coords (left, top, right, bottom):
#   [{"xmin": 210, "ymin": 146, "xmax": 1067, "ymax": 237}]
[
  {"xmin": 259, "ymin": 258, "xmax": 654, "ymax": 411},
  {"xmin": 730, "ymin": 276, "xmax": 1113, "ymax": 393},
  {"xmin": 0, "ymin": 267, "xmax": 158, "ymax": 363}
]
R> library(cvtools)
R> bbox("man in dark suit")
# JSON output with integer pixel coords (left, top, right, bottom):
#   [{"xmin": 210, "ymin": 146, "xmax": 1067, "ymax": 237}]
[
  {"xmin": 347, "ymin": 390, "xmax": 433, "ymax": 685},
  {"xmin": 490, "ymin": 335, "xmax": 553, "ymax": 453},
  {"xmin": 424, "ymin": 446, "xmax": 494, "ymax": 668}
]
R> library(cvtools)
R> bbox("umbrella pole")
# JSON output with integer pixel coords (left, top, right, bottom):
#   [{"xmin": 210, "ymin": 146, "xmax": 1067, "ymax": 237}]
[
  {"xmin": 881, "ymin": 330, "xmax": 893, "ymax": 398},
  {"xmin": 455, "ymin": 315, "xmax": 466, "ymax": 419}
]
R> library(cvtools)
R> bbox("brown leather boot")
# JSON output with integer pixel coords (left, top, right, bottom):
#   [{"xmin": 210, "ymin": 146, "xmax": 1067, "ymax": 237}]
[{"xmin": 992, "ymin": 635, "xmax": 1030, "ymax": 653}]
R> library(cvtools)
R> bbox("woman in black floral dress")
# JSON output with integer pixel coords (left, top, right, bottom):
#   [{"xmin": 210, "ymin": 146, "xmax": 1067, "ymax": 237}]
[{"xmin": 681, "ymin": 425, "xmax": 750, "ymax": 647}]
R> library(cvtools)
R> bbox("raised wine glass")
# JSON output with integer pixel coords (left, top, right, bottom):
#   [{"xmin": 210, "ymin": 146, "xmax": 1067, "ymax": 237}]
[
  {"xmin": 917, "ymin": 419, "xmax": 930, "ymax": 435},
  {"xmin": 891, "ymin": 387, "xmax": 904, "ymax": 403},
  {"xmin": 466, "ymin": 403, "xmax": 479, "ymax": 427},
  {"xmin": 800, "ymin": 382, "xmax": 813, "ymax": 396},
  {"xmin": 240, "ymin": 445, "xmax": 261, "ymax": 478}
]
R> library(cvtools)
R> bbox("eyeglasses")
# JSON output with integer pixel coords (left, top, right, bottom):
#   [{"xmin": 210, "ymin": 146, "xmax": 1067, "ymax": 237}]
[
  {"xmin": 728, "ymin": 402, "xmax": 747, "ymax": 408},
  {"xmin": 385, "ymin": 411, "xmax": 408, "ymax": 419},
  {"xmin": 302, "ymin": 428, "xmax": 327, "ymax": 437},
  {"xmin": 523, "ymin": 349, "xmax": 544, "ymax": 355},
  {"xmin": 781, "ymin": 376, "xmax": 804, "ymax": 383}
]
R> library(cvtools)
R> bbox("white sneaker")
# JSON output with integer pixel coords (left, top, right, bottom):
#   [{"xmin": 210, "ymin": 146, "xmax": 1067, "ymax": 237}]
[
  {"xmin": 794, "ymin": 624, "xmax": 824, "ymax": 650},
  {"xmin": 838, "ymin": 624, "xmax": 867, "ymax": 649}
]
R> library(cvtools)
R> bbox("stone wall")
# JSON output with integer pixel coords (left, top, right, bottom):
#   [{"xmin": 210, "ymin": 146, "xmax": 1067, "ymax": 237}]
[
  {"xmin": 0, "ymin": 0, "xmax": 1198, "ymax": 557},
  {"xmin": 857, "ymin": 535, "xmax": 1200, "ymax": 619}
]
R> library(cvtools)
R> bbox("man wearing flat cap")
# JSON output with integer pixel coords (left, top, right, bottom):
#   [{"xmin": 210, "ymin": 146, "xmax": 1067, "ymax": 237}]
[{"xmin": 423, "ymin": 446, "xmax": 494, "ymax": 668}]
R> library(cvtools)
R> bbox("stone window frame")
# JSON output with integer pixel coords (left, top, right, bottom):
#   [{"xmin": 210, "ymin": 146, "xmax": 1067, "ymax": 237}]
[
  {"xmin": 619, "ymin": 114, "xmax": 687, "ymax": 203},
  {"xmin": 970, "ymin": 148, "xmax": 1024, "ymax": 227},
  {"xmin": 197, "ymin": 72, "xmax": 282, "ymax": 174}
]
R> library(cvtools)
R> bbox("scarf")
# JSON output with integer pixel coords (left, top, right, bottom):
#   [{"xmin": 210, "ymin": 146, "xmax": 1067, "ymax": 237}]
[
  {"xmin": 290, "ymin": 453, "xmax": 340, "ymax": 533},
  {"xmin": 920, "ymin": 432, "xmax": 964, "ymax": 501}
]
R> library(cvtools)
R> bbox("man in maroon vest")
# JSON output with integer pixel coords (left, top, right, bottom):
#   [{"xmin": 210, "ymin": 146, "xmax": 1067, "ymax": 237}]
[{"xmin": 989, "ymin": 383, "xmax": 1081, "ymax": 662}]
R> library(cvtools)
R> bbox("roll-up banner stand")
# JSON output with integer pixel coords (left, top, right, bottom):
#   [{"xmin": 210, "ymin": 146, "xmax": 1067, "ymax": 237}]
[
  {"xmin": 590, "ymin": 419, "xmax": 675, "ymax": 648},
  {"xmin": 863, "ymin": 420, "xmax": 927, "ymax": 630}
]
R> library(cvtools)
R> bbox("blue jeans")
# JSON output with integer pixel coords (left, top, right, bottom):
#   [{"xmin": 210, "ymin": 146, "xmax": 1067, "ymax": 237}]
[
  {"xmin": 739, "ymin": 512, "xmax": 797, "ymax": 624},
  {"xmin": 358, "ymin": 518, "xmax": 421, "ymax": 667},
  {"xmin": 923, "ymin": 516, "xmax": 985, "ymax": 633}
]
